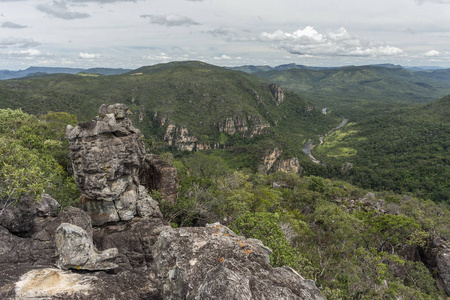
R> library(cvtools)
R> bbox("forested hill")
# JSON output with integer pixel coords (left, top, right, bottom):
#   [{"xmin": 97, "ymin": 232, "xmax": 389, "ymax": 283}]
[
  {"xmin": 0, "ymin": 61, "xmax": 339, "ymax": 170},
  {"xmin": 311, "ymin": 94, "xmax": 450, "ymax": 202},
  {"xmin": 255, "ymin": 65, "xmax": 450, "ymax": 119}
]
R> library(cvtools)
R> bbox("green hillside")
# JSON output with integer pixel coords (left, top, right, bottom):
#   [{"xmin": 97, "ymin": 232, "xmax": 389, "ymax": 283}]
[
  {"xmin": 311, "ymin": 95, "xmax": 450, "ymax": 202},
  {"xmin": 0, "ymin": 61, "xmax": 339, "ymax": 170},
  {"xmin": 256, "ymin": 65, "xmax": 450, "ymax": 119}
]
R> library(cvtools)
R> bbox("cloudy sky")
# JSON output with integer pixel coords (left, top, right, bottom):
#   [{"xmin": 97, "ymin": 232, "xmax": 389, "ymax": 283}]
[{"xmin": 1, "ymin": 0, "xmax": 450, "ymax": 70}]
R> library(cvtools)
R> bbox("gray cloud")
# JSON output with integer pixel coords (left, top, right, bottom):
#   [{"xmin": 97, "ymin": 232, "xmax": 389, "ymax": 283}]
[
  {"xmin": 205, "ymin": 28, "xmax": 234, "ymax": 37},
  {"xmin": 2, "ymin": 21, "xmax": 28, "ymax": 28},
  {"xmin": 415, "ymin": 0, "xmax": 450, "ymax": 3},
  {"xmin": 140, "ymin": 14, "xmax": 200, "ymax": 26},
  {"xmin": 68, "ymin": 0, "xmax": 139, "ymax": 2},
  {"xmin": 36, "ymin": 1, "xmax": 90, "ymax": 20},
  {"xmin": 0, "ymin": 37, "xmax": 40, "ymax": 48},
  {"xmin": 260, "ymin": 27, "xmax": 404, "ymax": 58}
]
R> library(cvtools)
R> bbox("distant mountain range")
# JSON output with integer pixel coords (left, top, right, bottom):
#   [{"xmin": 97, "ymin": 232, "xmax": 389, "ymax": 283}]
[
  {"xmin": 227, "ymin": 63, "xmax": 444, "ymax": 74},
  {"xmin": 0, "ymin": 64, "xmax": 445, "ymax": 80},
  {"xmin": 0, "ymin": 66, "xmax": 132, "ymax": 80}
]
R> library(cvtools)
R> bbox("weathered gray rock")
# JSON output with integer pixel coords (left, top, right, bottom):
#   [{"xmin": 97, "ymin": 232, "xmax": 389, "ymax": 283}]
[
  {"xmin": 153, "ymin": 223, "xmax": 325, "ymax": 300},
  {"xmin": 66, "ymin": 103, "xmax": 154, "ymax": 225},
  {"xmin": 94, "ymin": 216, "xmax": 170, "ymax": 270},
  {"xmin": 274, "ymin": 157, "xmax": 301, "ymax": 174},
  {"xmin": 140, "ymin": 155, "xmax": 178, "ymax": 204},
  {"xmin": 55, "ymin": 223, "xmax": 119, "ymax": 271},
  {"xmin": 269, "ymin": 83, "xmax": 285, "ymax": 105},
  {"xmin": 437, "ymin": 248, "xmax": 450, "ymax": 295},
  {"xmin": 0, "ymin": 195, "xmax": 59, "ymax": 238}
]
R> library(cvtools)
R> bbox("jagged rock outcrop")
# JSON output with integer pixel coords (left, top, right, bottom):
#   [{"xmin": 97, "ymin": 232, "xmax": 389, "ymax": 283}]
[
  {"xmin": 419, "ymin": 237, "xmax": 450, "ymax": 296},
  {"xmin": 55, "ymin": 223, "xmax": 119, "ymax": 271},
  {"xmin": 66, "ymin": 103, "xmax": 163, "ymax": 225},
  {"xmin": 269, "ymin": 83, "xmax": 285, "ymax": 105},
  {"xmin": 219, "ymin": 115, "xmax": 270, "ymax": 138},
  {"xmin": 274, "ymin": 157, "xmax": 301, "ymax": 174},
  {"xmin": 260, "ymin": 149, "xmax": 301, "ymax": 174},
  {"xmin": 0, "ymin": 197, "xmax": 167, "ymax": 299},
  {"xmin": 437, "ymin": 248, "xmax": 450, "ymax": 295},
  {"xmin": 139, "ymin": 155, "xmax": 178, "ymax": 204},
  {"xmin": 164, "ymin": 124, "xmax": 198, "ymax": 151},
  {"xmin": 1, "ymin": 195, "xmax": 325, "ymax": 299},
  {"xmin": 262, "ymin": 148, "xmax": 283, "ymax": 172},
  {"xmin": 153, "ymin": 223, "xmax": 325, "ymax": 300}
]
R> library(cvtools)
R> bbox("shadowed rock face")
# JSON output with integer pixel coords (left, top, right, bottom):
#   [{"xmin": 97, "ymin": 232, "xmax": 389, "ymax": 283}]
[
  {"xmin": 139, "ymin": 155, "xmax": 178, "ymax": 205},
  {"xmin": 66, "ymin": 104, "xmax": 162, "ymax": 226}
]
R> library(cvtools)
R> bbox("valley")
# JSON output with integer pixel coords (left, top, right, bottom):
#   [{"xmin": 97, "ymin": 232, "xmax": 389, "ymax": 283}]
[{"xmin": 0, "ymin": 61, "xmax": 449, "ymax": 299}]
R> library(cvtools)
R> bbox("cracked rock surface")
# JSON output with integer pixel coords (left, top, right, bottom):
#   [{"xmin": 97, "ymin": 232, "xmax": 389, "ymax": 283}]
[
  {"xmin": 65, "ymin": 103, "xmax": 161, "ymax": 226},
  {"xmin": 153, "ymin": 223, "xmax": 325, "ymax": 300}
]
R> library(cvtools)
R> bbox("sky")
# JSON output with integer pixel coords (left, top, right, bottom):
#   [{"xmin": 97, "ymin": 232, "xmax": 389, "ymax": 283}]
[{"xmin": 1, "ymin": 0, "xmax": 450, "ymax": 70}]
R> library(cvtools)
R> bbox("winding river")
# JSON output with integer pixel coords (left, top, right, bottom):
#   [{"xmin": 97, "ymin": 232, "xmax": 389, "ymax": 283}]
[{"xmin": 303, "ymin": 118, "xmax": 348, "ymax": 164}]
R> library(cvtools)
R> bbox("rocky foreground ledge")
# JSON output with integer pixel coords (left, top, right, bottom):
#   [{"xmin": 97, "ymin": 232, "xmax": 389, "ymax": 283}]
[{"xmin": 0, "ymin": 104, "xmax": 325, "ymax": 299}]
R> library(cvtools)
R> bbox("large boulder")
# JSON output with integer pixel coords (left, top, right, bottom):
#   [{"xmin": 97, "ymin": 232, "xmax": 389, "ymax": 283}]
[
  {"xmin": 153, "ymin": 223, "xmax": 325, "ymax": 300},
  {"xmin": 0, "ymin": 194, "xmax": 59, "ymax": 237},
  {"xmin": 55, "ymin": 223, "xmax": 119, "ymax": 271},
  {"xmin": 66, "ymin": 103, "xmax": 162, "ymax": 225}
]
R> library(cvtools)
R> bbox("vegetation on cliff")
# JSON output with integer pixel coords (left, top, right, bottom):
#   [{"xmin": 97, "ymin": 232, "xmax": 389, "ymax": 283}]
[{"xmin": 161, "ymin": 151, "xmax": 449, "ymax": 299}]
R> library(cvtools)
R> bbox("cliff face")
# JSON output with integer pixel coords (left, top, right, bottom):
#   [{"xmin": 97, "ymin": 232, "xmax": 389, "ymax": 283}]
[
  {"xmin": 269, "ymin": 83, "xmax": 285, "ymax": 105},
  {"xmin": 218, "ymin": 114, "xmax": 270, "ymax": 138},
  {"xmin": 261, "ymin": 148, "xmax": 301, "ymax": 174}
]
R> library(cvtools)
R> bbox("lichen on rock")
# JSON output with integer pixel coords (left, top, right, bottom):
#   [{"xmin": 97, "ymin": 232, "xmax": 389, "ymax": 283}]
[
  {"xmin": 55, "ymin": 223, "xmax": 119, "ymax": 271},
  {"xmin": 65, "ymin": 103, "xmax": 163, "ymax": 225}
]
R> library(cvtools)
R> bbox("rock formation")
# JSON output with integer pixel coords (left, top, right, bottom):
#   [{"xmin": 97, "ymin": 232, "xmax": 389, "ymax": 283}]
[
  {"xmin": 55, "ymin": 223, "xmax": 119, "ymax": 271},
  {"xmin": 274, "ymin": 157, "xmax": 301, "ymax": 174},
  {"xmin": 437, "ymin": 248, "xmax": 450, "ymax": 295},
  {"xmin": 153, "ymin": 223, "xmax": 325, "ymax": 300},
  {"xmin": 164, "ymin": 124, "xmax": 198, "ymax": 151},
  {"xmin": 262, "ymin": 148, "xmax": 282, "ymax": 171},
  {"xmin": 0, "ymin": 103, "xmax": 327, "ymax": 299},
  {"xmin": 219, "ymin": 115, "xmax": 270, "ymax": 138},
  {"xmin": 139, "ymin": 155, "xmax": 178, "ymax": 204},
  {"xmin": 65, "ymin": 103, "xmax": 164, "ymax": 225},
  {"xmin": 269, "ymin": 83, "xmax": 285, "ymax": 105},
  {"xmin": 261, "ymin": 148, "xmax": 301, "ymax": 174}
]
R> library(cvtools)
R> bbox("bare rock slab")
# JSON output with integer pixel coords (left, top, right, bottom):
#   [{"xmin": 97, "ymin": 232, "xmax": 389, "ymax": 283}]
[
  {"xmin": 153, "ymin": 223, "xmax": 325, "ymax": 300},
  {"xmin": 15, "ymin": 268, "xmax": 96, "ymax": 299}
]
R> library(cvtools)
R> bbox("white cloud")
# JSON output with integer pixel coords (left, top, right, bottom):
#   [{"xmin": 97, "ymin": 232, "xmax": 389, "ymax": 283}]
[
  {"xmin": 140, "ymin": 14, "xmax": 200, "ymax": 27},
  {"xmin": 36, "ymin": 1, "xmax": 90, "ymax": 20},
  {"xmin": 261, "ymin": 26, "xmax": 326, "ymax": 43},
  {"xmin": 143, "ymin": 52, "xmax": 171, "ymax": 61},
  {"xmin": 213, "ymin": 54, "xmax": 231, "ymax": 60},
  {"xmin": 424, "ymin": 50, "xmax": 440, "ymax": 57},
  {"xmin": 260, "ymin": 27, "xmax": 403, "ymax": 58},
  {"xmin": 8, "ymin": 49, "xmax": 41, "ymax": 56},
  {"xmin": 79, "ymin": 52, "xmax": 100, "ymax": 58}
]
